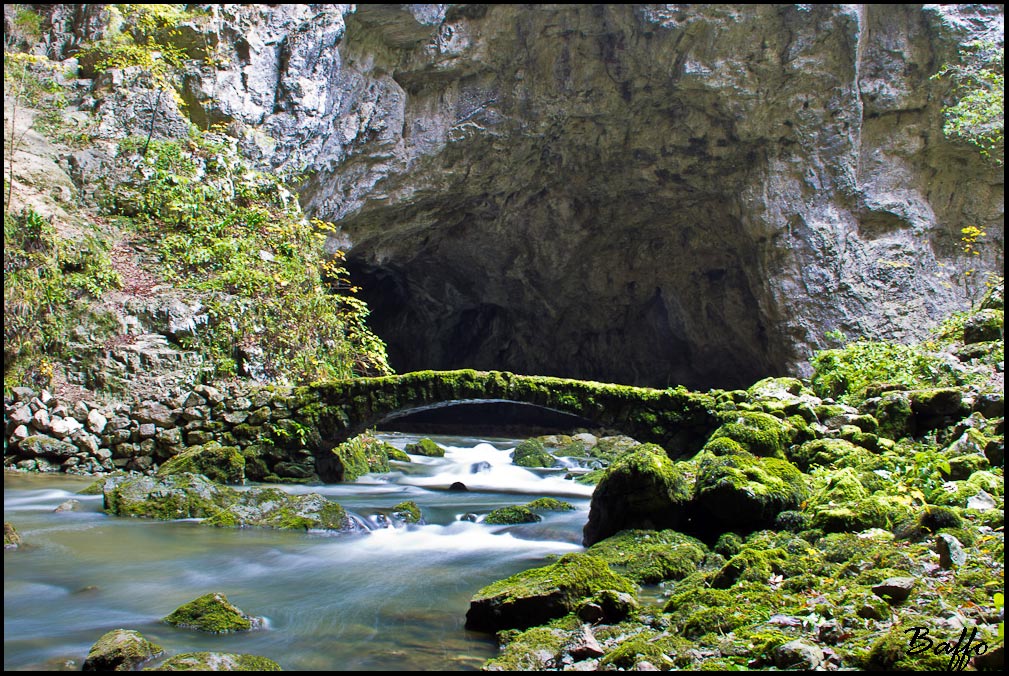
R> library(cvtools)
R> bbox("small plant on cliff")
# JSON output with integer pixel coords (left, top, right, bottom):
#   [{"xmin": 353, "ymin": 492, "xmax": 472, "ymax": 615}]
[
  {"xmin": 933, "ymin": 39, "xmax": 1004, "ymax": 165},
  {"xmin": 809, "ymin": 339, "xmax": 975, "ymax": 405},
  {"xmin": 3, "ymin": 208, "xmax": 121, "ymax": 390},
  {"xmin": 103, "ymin": 127, "xmax": 390, "ymax": 383}
]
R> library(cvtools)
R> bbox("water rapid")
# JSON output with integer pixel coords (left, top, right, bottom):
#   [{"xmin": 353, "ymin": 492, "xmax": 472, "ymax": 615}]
[{"xmin": 4, "ymin": 433, "xmax": 593, "ymax": 671}]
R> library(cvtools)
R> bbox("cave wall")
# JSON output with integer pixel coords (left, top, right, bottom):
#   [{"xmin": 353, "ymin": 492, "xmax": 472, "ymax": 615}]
[{"xmin": 150, "ymin": 4, "xmax": 1007, "ymax": 387}]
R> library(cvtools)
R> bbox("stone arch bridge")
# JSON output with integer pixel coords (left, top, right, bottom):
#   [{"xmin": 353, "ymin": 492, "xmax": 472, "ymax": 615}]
[{"xmin": 287, "ymin": 370, "xmax": 721, "ymax": 481}]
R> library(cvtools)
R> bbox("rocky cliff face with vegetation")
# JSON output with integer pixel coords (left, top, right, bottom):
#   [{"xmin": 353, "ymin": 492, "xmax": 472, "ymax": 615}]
[{"xmin": 7, "ymin": 4, "xmax": 1003, "ymax": 392}]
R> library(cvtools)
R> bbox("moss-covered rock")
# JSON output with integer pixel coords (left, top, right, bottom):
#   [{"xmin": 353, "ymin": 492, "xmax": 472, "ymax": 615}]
[
  {"xmin": 692, "ymin": 451, "xmax": 807, "ymax": 531},
  {"xmin": 484, "ymin": 505, "xmax": 542, "ymax": 525},
  {"xmin": 963, "ymin": 308, "xmax": 1004, "ymax": 344},
  {"xmin": 324, "ymin": 431, "xmax": 393, "ymax": 481},
  {"xmin": 512, "ymin": 438, "xmax": 556, "ymax": 467},
  {"xmin": 83, "ymin": 628, "xmax": 164, "ymax": 672},
  {"xmin": 404, "ymin": 437, "xmax": 445, "ymax": 457},
  {"xmin": 708, "ymin": 411, "xmax": 790, "ymax": 458},
  {"xmin": 710, "ymin": 547, "xmax": 787, "ymax": 588},
  {"xmin": 789, "ymin": 438, "xmax": 863, "ymax": 471},
  {"xmin": 872, "ymin": 391, "xmax": 915, "ymax": 440},
  {"xmin": 163, "ymin": 592, "xmax": 264, "ymax": 633},
  {"xmin": 103, "ymin": 473, "xmax": 354, "ymax": 532},
  {"xmin": 582, "ymin": 444, "xmax": 692, "ymax": 546},
  {"xmin": 149, "ymin": 652, "xmax": 282, "ymax": 671},
  {"xmin": 391, "ymin": 500, "xmax": 422, "ymax": 524},
  {"xmin": 4, "ymin": 522, "xmax": 22, "ymax": 550},
  {"xmin": 482, "ymin": 626, "xmax": 569, "ymax": 671},
  {"xmin": 588, "ymin": 529, "xmax": 708, "ymax": 584},
  {"xmin": 157, "ymin": 442, "xmax": 246, "ymax": 484},
  {"xmin": 465, "ymin": 552, "xmax": 636, "ymax": 632},
  {"xmin": 525, "ymin": 497, "xmax": 575, "ymax": 512}
]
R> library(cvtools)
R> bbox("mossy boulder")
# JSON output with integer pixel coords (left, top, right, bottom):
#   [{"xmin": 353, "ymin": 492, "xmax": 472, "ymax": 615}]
[
  {"xmin": 588, "ymin": 529, "xmax": 708, "ymax": 584},
  {"xmin": 102, "ymin": 473, "xmax": 354, "ymax": 532},
  {"xmin": 963, "ymin": 308, "xmax": 1004, "ymax": 344},
  {"xmin": 158, "ymin": 442, "xmax": 246, "ymax": 484},
  {"xmin": 323, "ymin": 431, "xmax": 394, "ymax": 481},
  {"xmin": 465, "ymin": 552, "xmax": 636, "ymax": 632},
  {"xmin": 483, "ymin": 626, "xmax": 569, "ymax": 671},
  {"xmin": 710, "ymin": 547, "xmax": 787, "ymax": 588},
  {"xmin": 485, "ymin": 505, "xmax": 542, "ymax": 525},
  {"xmin": 512, "ymin": 438, "xmax": 556, "ymax": 467},
  {"xmin": 708, "ymin": 411, "xmax": 790, "ymax": 458},
  {"xmin": 163, "ymin": 592, "xmax": 264, "ymax": 633},
  {"xmin": 82, "ymin": 629, "xmax": 164, "ymax": 671},
  {"xmin": 789, "ymin": 438, "xmax": 863, "ymax": 471},
  {"xmin": 692, "ymin": 451, "xmax": 807, "ymax": 531},
  {"xmin": 404, "ymin": 438, "xmax": 445, "ymax": 457},
  {"xmin": 525, "ymin": 497, "xmax": 575, "ymax": 512},
  {"xmin": 150, "ymin": 652, "xmax": 282, "ymax": 671},
  {"xmin": 391, "ymin": 500, "xmax": 422, "ymax": 524},
  {"xmin": 872, "ymin": 392, "xmax": 915, "ymax": 440},
  {"xmin": 4, "ymin": 522, "xmax": 21, "ymax": 549},
  {"xmin": 104, "ymin": 473, "xmax": 226, "ymax": 521},
  {"xmin": 582, "ymin": 444, "xmax": 692, "ymax": 546}
]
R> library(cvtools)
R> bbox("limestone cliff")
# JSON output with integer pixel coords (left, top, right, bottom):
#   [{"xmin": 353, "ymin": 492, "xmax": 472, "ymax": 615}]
[{"xmin": 34, "ymin": 4, "xmax": 1009, "ymax": 388}]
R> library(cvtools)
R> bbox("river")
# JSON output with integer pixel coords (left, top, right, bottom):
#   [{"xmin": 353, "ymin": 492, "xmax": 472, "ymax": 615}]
[{"xmin": 4, "ymin": 433, "xmax": 594, "ymax": 671}]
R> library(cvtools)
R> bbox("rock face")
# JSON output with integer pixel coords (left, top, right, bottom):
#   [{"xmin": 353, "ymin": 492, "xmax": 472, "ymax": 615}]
[
  {"xmin": 170, "ymin": 3, "xmax": 1003, "ymax": 388},
  {"xmin": 21, "ymin": 4, "xmax": 1006, "ymax": 391}
]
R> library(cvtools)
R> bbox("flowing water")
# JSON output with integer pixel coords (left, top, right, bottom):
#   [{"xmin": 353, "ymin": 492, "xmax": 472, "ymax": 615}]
[{"xmin": 4, "ymin": 433, "xmax": 595, "ymax": 671}]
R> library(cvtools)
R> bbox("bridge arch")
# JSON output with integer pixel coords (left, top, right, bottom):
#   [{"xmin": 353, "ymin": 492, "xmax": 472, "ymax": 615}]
[{"xmin": 289, "ymin": 370, "xmax": 720, "ymax": 482}]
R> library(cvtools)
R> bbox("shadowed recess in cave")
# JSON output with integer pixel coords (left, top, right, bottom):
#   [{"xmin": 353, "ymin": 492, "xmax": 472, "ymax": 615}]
[{"xmin": 377, "ymin": 400, "xmax": 597, "ymax": 437}]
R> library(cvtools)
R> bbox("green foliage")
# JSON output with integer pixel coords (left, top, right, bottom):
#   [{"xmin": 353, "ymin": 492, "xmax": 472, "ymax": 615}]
[
  {"xmin": 809, "ymin": 339, "xmax": 975, "ymax": 405},
  {"xmin": 4, "ymin": 208, "xmax": 121, "ymax": 389},
  {"xmin": 933, "ymin": 40, "xmax": 1004, "ymax": 165},
  {"xmin": 79, "ymin": 4, "xmax": 191, "ymax": 100},
  {"xmin": 104, "ymin": 129, "xmax": 390, "ymax": 383}
]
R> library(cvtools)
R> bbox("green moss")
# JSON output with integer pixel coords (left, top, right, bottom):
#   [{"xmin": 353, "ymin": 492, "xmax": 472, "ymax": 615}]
[
  {"xmin": 483, "ymin": 627, "xmax": 567, "ymax": 671},
  {"xmin": 525, "ymin": 497, "xmax": 575, "ymax": 512},
  {"xmin": 588, "ymin": 529, "xmax": 708, "ymax": 584},
  {"xmin": 512, "ymin": 439, "xmax": 556, "ymax": 468},
  {"xmin": 790, "ymin": 438, "xmax": 863, "ymax": 471},
  {"xmin": 861, "ymin": 623, "xmax": 950, "ymax": 670},
  {"xmin": 599, "ymin": 633, "xmax": 678, "ymax": 670},
  {"xmin": 157, "ymin": 442, "xmax": 246, "ymax": 484},
  {"xmin": 162, "ymin": 593, "xmax": 259, "ymax": 633},
  {"xmin": 385, "ymin": 445, "xmax": 411, "ymax": 462},
  {"xmin": 811, "ymin": 495, "xmax": 903, "ymax": 533},
  {"xmin": 391, "ymin": 500, "xmax": 422, "ymax": 524},
  {"xmin": 404, "ymin": 438, "xmax": 444, "ymax": 457},
  {"xmin": 894, "ymin": 505, "xmax": 964, "ymax": 540},
  {"xmin": 150, "ymin": 652, "xmax": 282, "ymax": 671},
  {"xmin": 466, "ymin": 553, "xmax": 636, "ymax": 632},
  {"xmin": 701, "ymin": 436, "xmax": 747, "ymax": 456},
  {"xmin": 484, "ymin": 505, "xmax": 542, "ymax": 525},
  {"xmin": 582, "ymin": 444, "xmax": 693, "ymax": 545},
  {"xmin": 694, "ymin": 451, "xmax": 807, "ymax": 530},
  {"xmin": 710, "ymin": 547, "xmax": 787, "ymax": 588},
  {"xmin": 84, "ymin": 628, "xmax": 163, "ymax": 671},
  {"xmin": 328, "ymin": 431, "xmax": 393, "ymax": 481},
  {"xmin": 713, "ymin": 532, "xmax": 743, "ymax": 558},
  {"xmin": 709, "ymin": 411, "xmax": 790, "ymax": 458}
]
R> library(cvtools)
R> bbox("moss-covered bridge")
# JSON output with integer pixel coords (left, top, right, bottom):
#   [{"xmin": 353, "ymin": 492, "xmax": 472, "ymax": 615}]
[{"xmin": 288, "ymin": 370, "xmax": 721, "ymax": 481}]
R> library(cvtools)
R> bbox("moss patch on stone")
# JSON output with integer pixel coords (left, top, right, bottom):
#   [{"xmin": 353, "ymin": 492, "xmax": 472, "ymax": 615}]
[
  {"xmin": 404, "ymin": 437, "xmax": 444, "ymax": 457},
  {"xmin": 484, "ymin": 505, "xmax": 542, "ymax": 525},
  {"xmin": 465, "ymin": 552, "xmax": 636, "ymax": 632},
  {"xmin": 512, "ymin": 438, "xmax": 556, "ymax": 467},
  {"xmin": 83, "ymin": 628, "xmax": 163, "ymax": 671},
  {"xmin": 163, "ymin": 592, "xmax": 262, "ymax": 633},
  {"xmin": 151, "ymin": 652, "xmax": 282, "ymax": 671},
  {"xmin": 588, "ymin": 529, "xmax": 708, "ymax": 584},
  {"xmin": 157, "ymin": 442, "xmax": 246, "ymax": 484}
]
